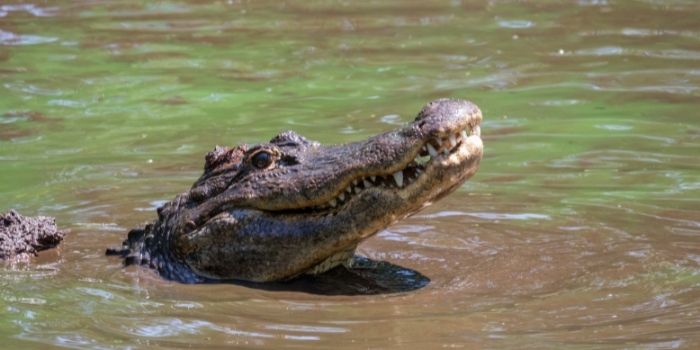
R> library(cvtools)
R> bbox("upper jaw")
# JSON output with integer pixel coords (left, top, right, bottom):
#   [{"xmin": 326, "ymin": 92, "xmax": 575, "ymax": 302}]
[
  {"xmin": 308, "ymin": 106, "xmax": 482, "ymax": 212},
  {"xmin": 188, "ymin": 99, "xmax": 482, "ymax": 219},
  {"xmin": 277, "ymin": 99, "xmax": 481, "ymax": 214}
]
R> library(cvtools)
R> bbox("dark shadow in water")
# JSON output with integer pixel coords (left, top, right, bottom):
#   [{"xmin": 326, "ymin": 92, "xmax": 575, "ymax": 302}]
[{"xmin": 226, "ymin": 256, "xmax": 430, "ymax": 296}]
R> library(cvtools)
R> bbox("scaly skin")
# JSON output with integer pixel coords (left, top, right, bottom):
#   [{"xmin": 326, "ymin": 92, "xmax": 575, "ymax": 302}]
[{"xmin": 107, "ymin": 99, "xmax": 484, "ymax": 283}]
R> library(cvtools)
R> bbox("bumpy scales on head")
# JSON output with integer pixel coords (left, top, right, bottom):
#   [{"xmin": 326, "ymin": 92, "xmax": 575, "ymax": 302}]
[{"xmin": 107, "ymin": 99, "xmax": 484, "ymax": 283}]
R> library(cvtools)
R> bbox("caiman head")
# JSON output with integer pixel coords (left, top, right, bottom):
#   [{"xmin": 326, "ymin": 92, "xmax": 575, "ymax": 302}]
[{"xmin": 110, "ymin": 98, "xmax": 483, "ymax": 283}]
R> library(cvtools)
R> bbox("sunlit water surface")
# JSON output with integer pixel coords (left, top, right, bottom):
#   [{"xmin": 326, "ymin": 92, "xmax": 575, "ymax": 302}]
[{"xmin": 1, "ymin": 1, "xmax": 700, "ymax": 348}]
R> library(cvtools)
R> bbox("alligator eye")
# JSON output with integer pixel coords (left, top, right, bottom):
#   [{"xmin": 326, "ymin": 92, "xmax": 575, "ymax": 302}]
[{"xmin": 251, "ymin": 151, "xmax": 273, "ymax": 169}]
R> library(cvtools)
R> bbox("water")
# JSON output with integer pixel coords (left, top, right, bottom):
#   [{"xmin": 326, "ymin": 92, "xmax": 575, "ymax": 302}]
[{"xmin": 1, "ymin": 0, "xmax": 699, "ymax": 348}]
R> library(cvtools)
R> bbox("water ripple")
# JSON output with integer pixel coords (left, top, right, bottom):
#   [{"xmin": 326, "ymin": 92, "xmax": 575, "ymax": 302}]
[
  {"xmin": 0, "ymin": 4, "xmax": 56, "ymax": 17},
  {"xmin": 418, "ymin": 210, "xmax": 551, "ymax": 221},
  {"xmin": 0, "ymin": 29, "xmax": 57, "ymax": 46},
  {"xmin": 497, "ymin": 19, "xmax": 535, "ymax": 29},
  {"xmin": 129, "ymin": 318, "xmax": 274, "ymax": 339},
  {"xmin": 133, "ymin": 319, "xmax": 209, "ymax": 337},
  {"xmin": 573, "ymin": 46, "xmax": 700, "ymax": 61},
  {"xmin": 265, "ymin": 323, "xmax": 348, "ymax": 334}
]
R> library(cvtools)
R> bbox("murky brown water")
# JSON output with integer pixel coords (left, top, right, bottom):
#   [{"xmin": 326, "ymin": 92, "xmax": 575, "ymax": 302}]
[{"xmin": 2, "ymin": 0, "xmax": 700, "ymax": 348}]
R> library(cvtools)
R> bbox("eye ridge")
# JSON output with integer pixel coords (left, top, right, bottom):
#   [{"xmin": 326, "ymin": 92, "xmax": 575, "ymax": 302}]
[{"xmin": 251, "ymin": 151, "xmax": 274, "ymax": 169}]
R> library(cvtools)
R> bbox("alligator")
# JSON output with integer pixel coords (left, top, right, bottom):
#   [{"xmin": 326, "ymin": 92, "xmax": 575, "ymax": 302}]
[{"xmin": 107, "ymin": 98, "xmax": 484, "ymax": 283}]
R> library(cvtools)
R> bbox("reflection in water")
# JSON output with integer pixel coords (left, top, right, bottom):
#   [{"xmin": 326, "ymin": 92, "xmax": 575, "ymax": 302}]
[
  {"xmin": 1, "ymin": 0, "xmax": 700, "ymax": 349},
  {"xmin": 0, "ymin": 30, "xmax": 58, "ymax": 46},
  {"xmin": 231, "ymin": 257, "xmax": 430, "ymax": 296}
]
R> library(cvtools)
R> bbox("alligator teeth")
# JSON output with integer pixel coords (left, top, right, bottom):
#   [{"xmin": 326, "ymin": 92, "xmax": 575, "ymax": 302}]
[
  {"xmin": 393, "ymin": 171, "xmax": 404, "ymax": 187},
  {"xmin": 427, "ymin": 144, "xmax": 438, "ymax": 157},
  {"xmin": 449, "ymin": 134, "xmax": 457, "ymax": 148},
  {"xmin": 415, "ymin": 154, "xmax": 430, "ymax": 165},
  {"xmin": 472, "ymin": 125, "xmax": 481, "ymax": 137},
  {"xmin": 317, "ymin": 125, "xmax": 482, "ymax": 213}
]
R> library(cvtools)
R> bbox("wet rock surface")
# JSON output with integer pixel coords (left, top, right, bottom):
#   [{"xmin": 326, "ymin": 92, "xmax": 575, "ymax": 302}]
[{"xmin": 1, "ymin": 210, "xmax": 64, "ymax": 260}]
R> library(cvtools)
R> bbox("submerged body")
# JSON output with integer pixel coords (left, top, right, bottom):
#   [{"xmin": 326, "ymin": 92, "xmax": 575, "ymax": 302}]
[{"xmin": 108, "ymin": 99, "xmax": 484, "ymax": 283}]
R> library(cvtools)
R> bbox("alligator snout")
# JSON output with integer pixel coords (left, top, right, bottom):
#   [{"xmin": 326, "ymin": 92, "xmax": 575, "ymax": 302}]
[{"xmin": 415, "ymin": 98, "xmax": 482, "ymax": 138}]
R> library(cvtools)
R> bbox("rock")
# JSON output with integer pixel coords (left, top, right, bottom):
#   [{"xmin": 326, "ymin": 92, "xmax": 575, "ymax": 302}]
[{"xmin": 0, "ymin": 209, "xmax": 64, "ymax": 260}]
